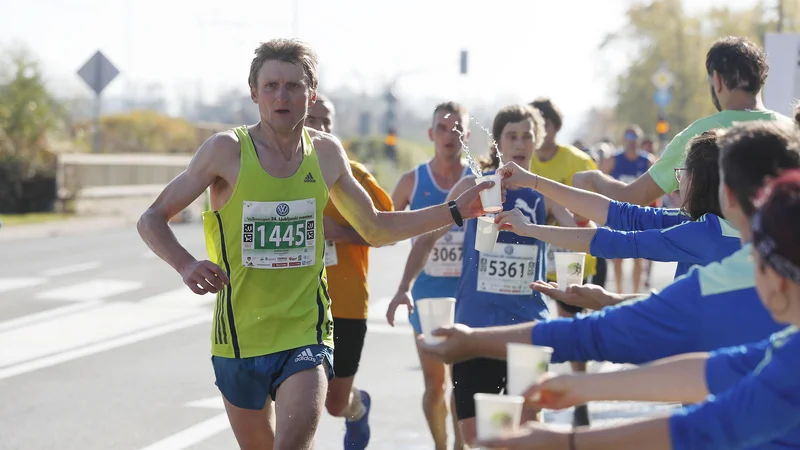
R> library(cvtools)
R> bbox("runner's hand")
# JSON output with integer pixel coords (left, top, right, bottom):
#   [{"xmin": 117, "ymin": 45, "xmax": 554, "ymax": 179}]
[
  {"xmin": 455, "ymin": 179, "xmax": 506, "ymax": 219},
  {"xmin": 476, "ymin": 421, "xmax": 570, "ymax": 449},
  {"xmin": 496, "ymin": 161, "xmax": 534, "ymax": 189},
  {"xmin": 386, "ymin": 290, "xmax": 413, "ymax": 327},
  {"xmin": 495, "ymin": 208, "xmax": 533, "ymax": 235},
  {"xmin": 522, "ymin": 373, "xmax": 586, "ymax": 411},
  {"xmin": 416, "ymin": 324, "xmax": 476, "ymax": 364},
  {"xmin": 530, "ymin": 281, "xmax": 614, "ymax": 310},
  {"xmin": 180, "ymin": 260, "xmax": 229, "ymax": 295}
]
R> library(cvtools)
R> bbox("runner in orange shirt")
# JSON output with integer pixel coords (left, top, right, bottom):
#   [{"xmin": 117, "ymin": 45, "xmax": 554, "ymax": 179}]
[{"xmin": 307, "ymin": 94, "xmax": 394, "ymax": 449}]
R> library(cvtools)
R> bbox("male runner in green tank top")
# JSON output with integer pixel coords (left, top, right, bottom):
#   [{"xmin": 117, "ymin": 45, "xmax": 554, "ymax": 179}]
[{"xmin": 137, "ymin": 38, "xmax": 497, "ymax": 450}]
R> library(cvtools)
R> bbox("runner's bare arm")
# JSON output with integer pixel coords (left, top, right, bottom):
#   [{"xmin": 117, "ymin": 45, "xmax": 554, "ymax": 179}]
[
  {"xmin": 323, "ymin": 217, "xmax": 370, "ymax": 246},
  {"xmin": 395, "ymin": 177, "xmax": 474, "ymax": 292},
  {"xmin": 599, "ymin": 156, "xmax": 615, "ymax": 176},
  {"xmin": 318, "ymin": 136, "xmax": 490, "ymax": 246},
  {"xmin": 391, "ymin": 169, "xmax": 416, "ymax": 211},
  {"xmin": 137, "ymin": 133, "xmax": 234, "ymax": 273},
  {"xmin": 546, "ymin": 199, "xmax": 577, "ymax": 228}
]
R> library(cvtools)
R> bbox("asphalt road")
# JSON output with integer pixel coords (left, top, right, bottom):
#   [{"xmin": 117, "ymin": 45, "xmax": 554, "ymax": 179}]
[{"xmin": 0, "ymin": 223, "xmax": 678, "ymax": 450}]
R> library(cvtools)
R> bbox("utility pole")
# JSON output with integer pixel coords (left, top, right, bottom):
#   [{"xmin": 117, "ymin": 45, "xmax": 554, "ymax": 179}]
[{"xmin": 777, "ymin": 0, "xmax": 784, "ymax": 32}]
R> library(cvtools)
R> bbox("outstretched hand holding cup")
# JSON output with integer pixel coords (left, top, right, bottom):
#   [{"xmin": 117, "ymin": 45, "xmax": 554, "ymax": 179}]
[
  {"xmin": 416, "ymin": 323, "xmax": 478, "ymax": 364},
  {"xmin": 455, "ymin": 177, "xmax": 507, "ymax": 218}
]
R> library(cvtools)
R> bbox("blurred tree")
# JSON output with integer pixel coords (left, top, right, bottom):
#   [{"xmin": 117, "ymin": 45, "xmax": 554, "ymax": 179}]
[
  {"xmin": 600, "ymin": 0, "xmax": 800, "ymax": 140},
  {"xmin": 74, "ymin": 110, "xmax": 199, "ymax": 153},
  {"xmin": 0, "ymin": 44, "xmax": 62, "ymax": 165}
]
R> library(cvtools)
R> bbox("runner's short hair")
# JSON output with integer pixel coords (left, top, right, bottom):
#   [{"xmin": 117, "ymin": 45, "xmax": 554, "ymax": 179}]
[
  {"xmin": 432, "ymin": 102, "xmax": 468, "ymax": 126},
  {"xmin": 249, "ymin": 39, "xmax": 318, "ymax": 91}
]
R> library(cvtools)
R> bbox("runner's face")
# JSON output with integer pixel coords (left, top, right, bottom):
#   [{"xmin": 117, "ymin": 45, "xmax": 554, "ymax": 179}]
[
  {"xmin": 498, "ymin": 120, "xmax": 535, "ymax": 168},
  {"xmin": 306, "ymin": 101, "xmax": 334, "ymax": 133},
  {"xmin": 429, "ymin": 110, "xmax": 466, "ymax": 159},
  {"xmin": 251, "ymin": 60, "xmax": 314, "ymax": 131}
]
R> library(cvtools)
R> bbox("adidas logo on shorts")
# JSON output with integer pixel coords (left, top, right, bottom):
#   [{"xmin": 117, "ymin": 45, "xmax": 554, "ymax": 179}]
[
  {"xmin": 304, "ymin": 172, "xmax": 316, "ymax": 183},
  {"xmin": 294, "ymin": 348, "xmax": 317, "ymax": 363}
]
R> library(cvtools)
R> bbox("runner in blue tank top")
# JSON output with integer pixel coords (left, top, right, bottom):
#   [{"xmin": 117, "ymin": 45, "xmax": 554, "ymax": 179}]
[
  {"xmin": 600, "ymin": 125, "xmax": 656, "ymax": 294},
  {"xmin": 386, "ymin": 101, "xmax": 470, "ymax": 450},
  {"xmin": 393, "ymin": 104, "xmax": 576, "ymax": 447}
]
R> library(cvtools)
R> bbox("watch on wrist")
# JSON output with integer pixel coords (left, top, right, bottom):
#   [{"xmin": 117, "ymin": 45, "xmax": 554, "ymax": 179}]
[{"xmin": 448, "ymin": 200, "xmax": 464, "ymax": 227}]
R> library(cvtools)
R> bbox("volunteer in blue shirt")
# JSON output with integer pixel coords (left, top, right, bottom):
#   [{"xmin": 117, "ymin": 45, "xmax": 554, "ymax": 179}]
[
  {"xmin": 388, "ymin": 104, "xmax": 576, "ymax": 447},
  {"xmin": 496, "ymin": 129, "xmax": 740, "ymax": 282},
  {"xmin": 476, "ymin": 168, "xmax": 800, "ymax": 450},
  {"xmin": 417, "ymin": 120, "xmax": 800, "ymax": 371}
]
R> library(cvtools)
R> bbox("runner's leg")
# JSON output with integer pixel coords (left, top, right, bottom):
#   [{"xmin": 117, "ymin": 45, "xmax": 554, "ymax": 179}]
[
  {"xmin": 326, "ymin": 318, "xmax": 367, "ymax": 419},
  {"xmin": 452, "ymin": 357, "xmax": 506, "ymax": 447},
  {"xmin": 222, "ymin": 397, "xmax": 275, "ymax": 450},
  {"xmin": 273, "ymin": 364, "xmax": 329, "ymax": 450},
  {"xmin": 555, "ymin": 301, "xmax": 590, "ymax": 427},
  {"xmin": 449, "ymin": 386, "xmax": 466, "ymax": 450},
  {"xmin": 415, "ymin": 333, "xmax": 450, "ymax": 450},
  {"xmin": 633, "ymin": 258, "xmax": 643, "ymax": 293},
  {"xmin": 612, "ymin": 258, "xmax": 624, "ymax": 292}
]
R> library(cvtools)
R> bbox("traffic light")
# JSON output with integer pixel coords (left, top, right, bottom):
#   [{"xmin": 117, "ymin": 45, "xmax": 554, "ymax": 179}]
[
  {"xmin": 656, "ymin": 119, "xmax": 669, "ymax": 136},
  {"xmin": 385, "ymin": 129, "xmax": 397, "ymax": 161}
]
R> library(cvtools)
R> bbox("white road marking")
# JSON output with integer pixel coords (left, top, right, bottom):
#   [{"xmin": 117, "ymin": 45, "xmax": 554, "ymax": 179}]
[
  {"xmin": 368, "ymin": 322, "xmax": 413, "ymax": 335},
  {"xmin": 138, "ymin": 396, "xmax": 228, "ymax": 450},
  {"xmin": 0, "ymin": 287, "xmax": 211, "ymax": 379},
  {"xmin": 0, "ymin": 277, "xmax": 47, "ymax": 294},
  {"xmin": 138, "ymin": 413, "xmax": 230, "ymax": 450},
  {"xmin": 0, "ymin": 300, "xmax": 102, "ymax": 333},
  {"xmin": 40, "ymin": 262, "xmax": 101, "ymax": 277},
  {"xmin": 0, "ymin": 311, "xmax": 209, "ymax": 381},
  {"xmin": 35, "ymin": 279, "xmax": 143, "ymax": 301}
]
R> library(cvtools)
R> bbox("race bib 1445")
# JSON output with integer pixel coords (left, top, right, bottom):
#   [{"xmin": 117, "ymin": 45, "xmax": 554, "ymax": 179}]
[{"xmin": 241, "ymin": 199, "xmax": 316, "ymax": 269}]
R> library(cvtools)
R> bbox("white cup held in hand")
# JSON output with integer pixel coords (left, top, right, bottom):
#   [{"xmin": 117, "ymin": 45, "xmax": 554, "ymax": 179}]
[
  {"xmin": 474, "ymin": 393, "xmax": 525, "ymax": 441},
  {"xmin": 554, "ymin": 252, "xmax": 586, "ymax": 292},
  {"xmin": 475, "ymin": 217, "xmax": 500, "ymax": 253},
  {"xmin": 506, "ymin": 343, "xmax": 554, "ymax": 397},
  {"xmin": 476, "ymin": 174, "xmax": 503, "ymax": 213},
  {"xmin": 416, "ymin": 298, "xmax": 456, "ymax": 344}
]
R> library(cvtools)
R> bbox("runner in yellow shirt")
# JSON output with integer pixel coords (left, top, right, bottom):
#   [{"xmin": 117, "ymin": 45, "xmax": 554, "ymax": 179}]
[
  {"xmin": 306, "ymin": 94, "xmax": 394, "ymax": 449},
  {"xmin": 137, "ymin": 38, "xmax": 494, "ymax": 450},
  {"xmin": 529, "ymin": 97, "xmax": 598, "ymax": 427}
]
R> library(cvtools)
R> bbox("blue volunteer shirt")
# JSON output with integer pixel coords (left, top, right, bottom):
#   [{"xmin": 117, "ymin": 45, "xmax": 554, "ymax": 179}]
[
  {"xmin": 592, "ymin": 201, "xmax": 742, "ymax": 278},
  {"xmin": 531, "ymin": 245, "xmax": 784, "ymax": 364},
  {"xmin": 670, "ymin": 326, "xmax": 800, "ymax": 449}
]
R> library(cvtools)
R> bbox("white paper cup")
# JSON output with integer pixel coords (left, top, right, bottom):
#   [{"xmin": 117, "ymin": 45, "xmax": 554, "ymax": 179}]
[
  {"xmin": 416, "ymin": 298, "xmax": 456, "ymax": 344},
  {"xmin": 506, "ymin": 343, "xmax": 554, "ymax": 396},
  {"xmin": 474, "ymin": 393, "xmax": 525, "ymax": 441},
  {"xmin": 554, "ymin": 252, "xmax": 586, "ymax": 292},
  {"xmin": 475, "ymin": 217, "xmax": 500, "ymax": 253},
  {"xmin": 476, "ymin": 174, "xmax": 503, "ymax": 213}
]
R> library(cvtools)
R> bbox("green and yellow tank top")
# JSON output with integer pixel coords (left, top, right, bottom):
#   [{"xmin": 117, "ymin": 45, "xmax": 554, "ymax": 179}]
[{"xmin": 202, "ymin": 126, "xmax": 334, "ymax": 359}]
